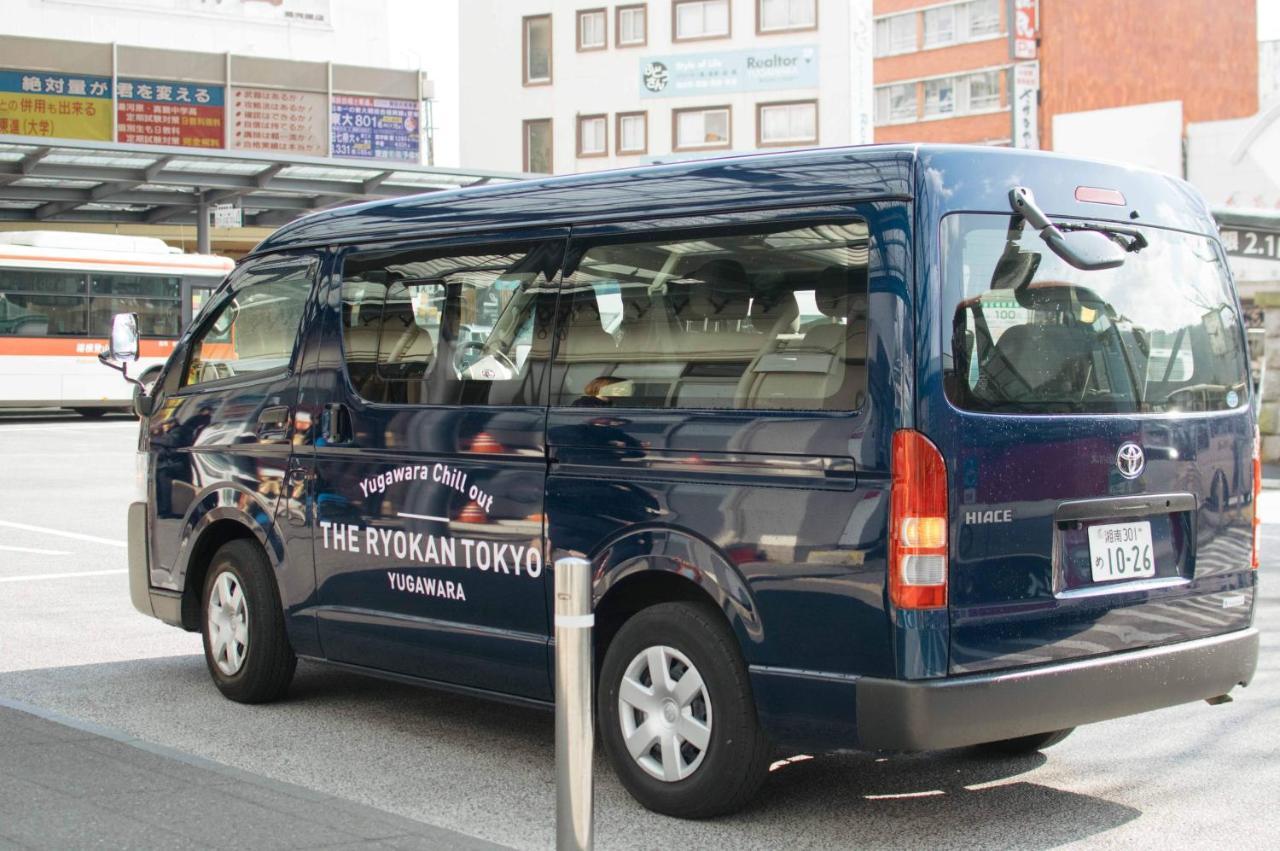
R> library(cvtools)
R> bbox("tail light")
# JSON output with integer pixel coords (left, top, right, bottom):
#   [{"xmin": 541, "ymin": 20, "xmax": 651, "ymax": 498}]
[
  {"xmin": 1252, "ymin": 427, "xmax": 1262, "ymax": 571},
  {"xmin": 889, "ymin": 429, "xmax": 948, "ymax": 609}
]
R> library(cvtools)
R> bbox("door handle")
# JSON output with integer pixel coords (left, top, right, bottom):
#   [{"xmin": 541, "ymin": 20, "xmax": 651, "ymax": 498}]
[
  {"xmin": 321, "ymin": 403, "xmax": 352, "ymax": 445},
  {"xmin": 255, "ymin": 405, "xmax": 290, "ymax": 441}
]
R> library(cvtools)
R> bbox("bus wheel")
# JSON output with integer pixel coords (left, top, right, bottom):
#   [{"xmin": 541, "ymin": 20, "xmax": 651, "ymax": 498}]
[
  {"xmin": 975, "ymin": 728, "xmax": 1074, "ymax": 756},
  {"xmin": 200, "ymin": 539, "xmax": 296, "ymax": 703},
  {"xmin": 73, "ymin": 408, "xmax": 107, "ymax": 418},
  {"xmin": 598, "ymin": 601, "xmax": 772, "ymax": 819}
]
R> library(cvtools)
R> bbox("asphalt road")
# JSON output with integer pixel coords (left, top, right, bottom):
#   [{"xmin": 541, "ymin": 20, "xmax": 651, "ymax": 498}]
[{"xmin": 0, "ymin": 411, "xmax": 1276, "ymax": 850}]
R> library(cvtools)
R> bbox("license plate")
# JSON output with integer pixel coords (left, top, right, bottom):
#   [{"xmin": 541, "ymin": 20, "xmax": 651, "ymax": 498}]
[{"xmin": 1088, "ymin": 521, "xmax": 1155, "ymax": 582}]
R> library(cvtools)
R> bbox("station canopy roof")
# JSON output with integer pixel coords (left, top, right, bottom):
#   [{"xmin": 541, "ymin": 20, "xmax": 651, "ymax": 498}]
[{"xmin": 0, "ymin": 134, "xmax": 528, "ymax": 228}]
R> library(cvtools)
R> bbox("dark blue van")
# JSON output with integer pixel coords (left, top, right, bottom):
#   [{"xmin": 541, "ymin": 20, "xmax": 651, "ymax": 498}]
[{"xmin": 111, "ymin": 145, "xmax": 1259, "ymax": 818}]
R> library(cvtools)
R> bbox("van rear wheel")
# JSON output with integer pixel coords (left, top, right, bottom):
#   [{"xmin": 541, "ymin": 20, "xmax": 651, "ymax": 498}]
[
  {"xmin": 200, "ymin": 539, "xmax": 296, "ymax": 703},
  {"xmin": 598, "ymin": 601, "xmax": 772, "ymax": 819},
  {"xmin": 976, "ymin": 727, "xmax": 1074, "ymax": 755}
]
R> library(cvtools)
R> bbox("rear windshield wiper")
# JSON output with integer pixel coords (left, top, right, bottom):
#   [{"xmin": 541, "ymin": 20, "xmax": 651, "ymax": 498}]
[{"xmin": 1010, "ymin": 187, "xmax": 1147, "ymax": 271}]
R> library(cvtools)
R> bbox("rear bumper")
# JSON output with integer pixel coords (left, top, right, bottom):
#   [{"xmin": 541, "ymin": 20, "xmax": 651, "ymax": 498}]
[{"xmin": 855, "ymin": 628, "xmax": 1259, "ymax": 751}]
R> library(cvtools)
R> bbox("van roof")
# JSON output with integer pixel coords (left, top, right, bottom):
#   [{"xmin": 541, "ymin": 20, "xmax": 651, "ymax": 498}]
[{"xmin": 251, "ymin": 144, "xmax": 1216, "ymax": 257}]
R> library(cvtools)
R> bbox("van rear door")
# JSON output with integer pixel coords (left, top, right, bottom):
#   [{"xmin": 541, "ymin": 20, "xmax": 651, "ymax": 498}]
[{"xmin": 930, "ymin": 213, "xmax": 1256, "ymax": 674}]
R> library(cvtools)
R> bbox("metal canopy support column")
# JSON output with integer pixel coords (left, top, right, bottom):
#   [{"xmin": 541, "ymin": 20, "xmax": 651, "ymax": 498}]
[{"xmin": 196, "ymin": 191, "xmax": 210, "ymax": 255}]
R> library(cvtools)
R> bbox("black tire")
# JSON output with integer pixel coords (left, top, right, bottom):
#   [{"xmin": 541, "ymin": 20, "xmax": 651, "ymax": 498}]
[
  {"xmin": 975, "ymin": 727, "xmax": 1074, "ymax": 755},
  {"xmin": 598, "ymin": 601, "xmax": 772, "ymax": 819},
  {"xmin": 73, "ymin": 408, "xmax": 107, "ymax": 418},
  {"xmin": 200, "ymin": 539, "xmax": 296, "ymax": 703}
]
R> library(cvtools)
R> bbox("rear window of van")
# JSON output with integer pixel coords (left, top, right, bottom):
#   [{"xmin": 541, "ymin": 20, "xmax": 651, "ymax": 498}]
[{"xmin": 941, "ymin": 214, "xmax": 1250, "ymax": 415}]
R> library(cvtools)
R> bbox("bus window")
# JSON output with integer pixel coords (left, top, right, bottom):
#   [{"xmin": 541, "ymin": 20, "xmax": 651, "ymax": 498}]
[
  {"xmin": 0, "ymin": 270, "xmax": 88, "ymax": 336},
  {"xmin": 90, "ymin": 273, "xmax": 182, "ymax": 338}
]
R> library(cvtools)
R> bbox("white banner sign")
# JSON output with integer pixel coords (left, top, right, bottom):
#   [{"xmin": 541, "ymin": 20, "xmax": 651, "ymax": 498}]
[{"xmin": 1012, "ymin": 61, "xmax": 1040, "ymax": 149}]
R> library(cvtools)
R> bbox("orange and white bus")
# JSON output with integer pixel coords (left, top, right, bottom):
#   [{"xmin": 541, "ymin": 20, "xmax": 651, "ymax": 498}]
[{"xmin": 0, "ymin": 231, "xmax": 233, "ymax": 415}]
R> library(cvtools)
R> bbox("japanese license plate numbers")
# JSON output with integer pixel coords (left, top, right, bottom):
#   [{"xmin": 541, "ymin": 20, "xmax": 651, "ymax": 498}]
[{"xmin": 1087, "ymin": 521, "xmax": 1155, "ymax": 582}]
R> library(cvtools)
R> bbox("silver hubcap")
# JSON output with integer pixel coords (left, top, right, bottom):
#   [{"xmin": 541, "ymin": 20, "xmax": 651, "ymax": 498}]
[
  {"xmin": 207, "ymin": 571, "xmax": 248, "ymax": 676},
  {"xmin": 618, "ymin": 645, "xmax": 712, "ymax": 782}
]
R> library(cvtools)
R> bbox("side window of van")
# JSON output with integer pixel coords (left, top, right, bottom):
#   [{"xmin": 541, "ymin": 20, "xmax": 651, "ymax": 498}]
[
  {"xmin": 182, "ymin": 258, "xmax": 313, "ymax": 388},
  {"xmin": 551, "ymin": 219, "xmax": 870, "ymax": 411},
  {"xmin": 339, "ymin": 241, "xmax": 561, "ymax": 406}
]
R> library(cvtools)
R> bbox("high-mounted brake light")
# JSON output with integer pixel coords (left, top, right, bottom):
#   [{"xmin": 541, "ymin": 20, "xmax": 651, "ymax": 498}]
[
  {"xmin": 1075, "ymin": 186, "xmax": 1127, "ymax": 206},
  {"xmin": 889, "ymin": 430, "xmax": 948, "ymax": 609},
  {"xmin": 1253, "ymin": 427, "xmax": 1262, "ymax": 571}
]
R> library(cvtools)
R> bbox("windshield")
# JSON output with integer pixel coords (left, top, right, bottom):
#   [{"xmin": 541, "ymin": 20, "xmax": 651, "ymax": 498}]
[{"xmin": 942, "ymin": 214, "xmax": 1249, "ymax": 415}]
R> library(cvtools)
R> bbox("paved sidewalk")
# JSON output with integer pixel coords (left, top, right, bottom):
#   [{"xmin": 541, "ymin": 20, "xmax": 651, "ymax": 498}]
[{"xmin": 0, "ymin": 700, "xmax": 507, "ymax": 851}]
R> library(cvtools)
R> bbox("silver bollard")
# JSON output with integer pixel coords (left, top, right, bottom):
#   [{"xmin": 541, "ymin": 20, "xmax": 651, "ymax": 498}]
[{"xmin": 554, "ymin": 556, "xmax": 594, "ymax": 851}]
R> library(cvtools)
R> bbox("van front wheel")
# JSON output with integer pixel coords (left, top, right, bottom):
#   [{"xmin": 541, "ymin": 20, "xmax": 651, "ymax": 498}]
[
  {"xmin": 598, "ymin": 602, "xmax": 772, "ymax": 819},
  {"xmin": 200, "ymin": 539, "xmax": 296, "ymax": 703},
  {"xmin": 976, "ymin": 727, "xmax": 1074, "ymax": 755}
]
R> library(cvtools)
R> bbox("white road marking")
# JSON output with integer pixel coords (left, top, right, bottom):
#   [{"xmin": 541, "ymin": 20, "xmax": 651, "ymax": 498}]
[
  {"xmin": 0, "ymin": 423, "xmax": 138, "ymax": 434},
  {"xmin": 0, "ymin": 544, "xmax": 71, "ymax": 556},
  {"xmin": 0, "ymin": 520, "xmax": 127, "ymax": 547},
  {"xmin": 0, "ymin": 569, "xmax": 126, "ymax": 583},
  {"xmin": 397, "ymin": 512, "xmax": 451, "ymax": 523}
]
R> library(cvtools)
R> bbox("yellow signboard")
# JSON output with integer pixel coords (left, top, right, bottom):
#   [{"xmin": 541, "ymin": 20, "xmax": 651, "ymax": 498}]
[{"xmin": 0, "ymin": 70, "xmax": 112, "ymax": 141}]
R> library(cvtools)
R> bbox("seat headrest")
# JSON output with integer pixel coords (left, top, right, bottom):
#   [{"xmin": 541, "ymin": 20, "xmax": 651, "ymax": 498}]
[
  {"xmin": 814, "ymin": 267, "xmax": 869, "ymax": 319},
  {"xmin": 678, "ymin": 259, "xmax": 752, "ymax": 321}
]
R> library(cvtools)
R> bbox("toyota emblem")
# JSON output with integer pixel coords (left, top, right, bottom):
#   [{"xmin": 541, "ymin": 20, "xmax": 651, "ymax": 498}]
[{"xmin": 1116, "ymin": 443, "xmax": 1145, "ymax": 479}]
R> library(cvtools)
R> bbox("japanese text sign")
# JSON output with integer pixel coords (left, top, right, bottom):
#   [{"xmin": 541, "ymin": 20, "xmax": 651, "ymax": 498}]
[
  {"xmin": 0, "ymin": 69, "xmax": 112, "ymax": 141},
  {"xmin": 117, "ymin": 77, "xmax": 225, "ymax": 148}
]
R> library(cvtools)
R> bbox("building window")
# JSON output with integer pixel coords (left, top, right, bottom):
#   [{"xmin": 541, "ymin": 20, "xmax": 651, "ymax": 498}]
[
  {"xmin": 758, "ymin": 0, "xmax": 816, "ymax": 33},
  {"xmin": 577, "ymin": 8, "xmax": 607, "ymax": 51},
  {"xmin": 617, "ymin": 111, "xmax": 648, "ymax": 154},
  {"xmin": 577, "ymin": 114, "xmax": 608, "ymax": 157},
  {"xmin": 524, "ymin": 118, "xmax": 553, "ymax": 173},
  {"xmin": 921, "ymin": 0, "xmax": 1002, "ymax": 50},
  {"xmin": 617, "ymin": 4, "xmax": 647, "ymax": 46},
  {"xmin": 874, "ymin": 83, "xmax": 918, "ymax": 125},
  {"xmin": 923, "ymin": 77, "xmax": 956, "ymax": 116},
  {"xmin": 523, "ymin": 15, "xmax": 552, "ymax": 85},
  {"xmin": 673, "ymin": 105, "xmax": 731, "ymax": 150},
  {"xmin": 874, "ymin": 13, "xmax": 917, "ymax": 56},
  {"xmin": 922, "ymin": 6, "xmax": 956, "ymax": 48},
  {"xmin": 967, "ymin": 69, "xmax": 1001, "ymax": 111},
  {"xmin": 967, "ymin": 0, "xmax": 1001, "ymax": 38},
  {"xmin": 757, "ymin": 100, "xmax": 817, "ymax": 147},
  {"xmin": 673, "ymin": 0, "xmax": 730, "ymax": 42}
]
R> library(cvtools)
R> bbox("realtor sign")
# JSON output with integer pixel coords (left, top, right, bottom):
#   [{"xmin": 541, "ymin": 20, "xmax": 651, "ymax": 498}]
[{"xmin": 640, "ymin": 46, "xmax": 818, "ymax": 98}]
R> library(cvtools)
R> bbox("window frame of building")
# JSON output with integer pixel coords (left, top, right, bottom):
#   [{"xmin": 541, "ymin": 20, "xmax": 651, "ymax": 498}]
[
  {"xmin": 616, "ymin": 3, "xmax": 648, "ymax": 47},
  {"xmin": 873, "ymin": 82, "xmax": 919, "ymax": 125},
  {"xmin": 923, "ymin": 76, "xmax": 957, "ymax": 117},
  {"xmin": 672, "ymin": 0, "xmax": 731, "ymax": 43},
  {"xmin": 874, "ymin": 13, "xmax": 918, "ymax": 57},
  {"xmin": 922, "ymin": 5, "xmax": 957, "ymax": 49},
  {"xmin": 756, "ymin": 0, "xmax": 817, "ymax": 34},
  {"xmin": 576, "ymin": 8, "xmax": 607, "ymax": 51},
  {"xmin": 522, "ymin": 14, "xmax": 553, "ymax": 86},
  {"xmin": 576, "ymin": 113, "xmax": 609, "ymax": 158},
  {"xmin": 966, "ymin": 0, "xmax": 1002, "ymax": 39},
  {"xmin": 616, "ymin": 110, "xmax": 648, "ymax": 154},
  {"xmin": 756, "ymin": 100, "xmax": 818, "ymax": 147},
  {"xmin": 523, "ymin": 117, "xmax": 554, "ymax": 173},
  {"xmin": 672, "ymin": 104, "xmax": 732, "ymax": 151},
  {"xmin": 918, "ymin": 0, "xmax": 1004, "ymax": 51},
  {"xmin": 966, "ymin": 69, "xmax": 1002, "ymax": 112}
]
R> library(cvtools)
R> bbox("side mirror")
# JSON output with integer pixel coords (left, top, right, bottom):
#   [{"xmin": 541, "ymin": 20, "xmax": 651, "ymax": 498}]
[{"xmin": 109, "ymin": 313, "xmax": 140, "ymax": 362}]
